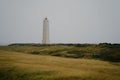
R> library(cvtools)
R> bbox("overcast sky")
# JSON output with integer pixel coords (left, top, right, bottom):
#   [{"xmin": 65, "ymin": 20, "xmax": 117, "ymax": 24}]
[{"xmin": 0, "ymin": 0, "xmax": 120, "ymax": 45}]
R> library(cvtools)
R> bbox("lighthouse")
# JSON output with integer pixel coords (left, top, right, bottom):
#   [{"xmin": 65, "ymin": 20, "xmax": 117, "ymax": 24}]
[{"xmin": 42, "ymin": 18, "xmax": 49, "ymax": 44}]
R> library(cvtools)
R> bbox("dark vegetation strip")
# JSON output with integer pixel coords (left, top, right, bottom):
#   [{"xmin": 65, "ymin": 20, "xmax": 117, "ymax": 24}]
[{"xmin": 1, "ymin": 43, "xmax": 120, "ymax": 62}]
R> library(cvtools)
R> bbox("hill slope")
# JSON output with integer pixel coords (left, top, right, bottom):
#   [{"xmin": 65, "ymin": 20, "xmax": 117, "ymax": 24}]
[
  {"xmin": 0, "ymin": 50, "xmax": 120, "ymax": 80},
  {"xmin": 0, "ymin": 44, "xmax": 120, "ymax": 62}
]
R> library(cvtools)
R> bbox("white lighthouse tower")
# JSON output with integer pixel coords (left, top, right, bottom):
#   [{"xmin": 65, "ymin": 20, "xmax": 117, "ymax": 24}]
[{"xmin": 42, "ymin": 18, "xmax": 49, "ymax": 44}]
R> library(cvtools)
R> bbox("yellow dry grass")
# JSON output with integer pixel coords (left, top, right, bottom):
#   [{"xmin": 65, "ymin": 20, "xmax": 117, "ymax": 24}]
[{"xmin": 0, "ymin": 50, "xmax": 120, "ymax": 80}]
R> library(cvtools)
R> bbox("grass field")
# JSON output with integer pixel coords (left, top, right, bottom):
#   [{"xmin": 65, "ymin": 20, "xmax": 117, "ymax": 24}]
[{"xmin": 0, "ymin": 45, "xmax": 120, "ymax": 80}]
